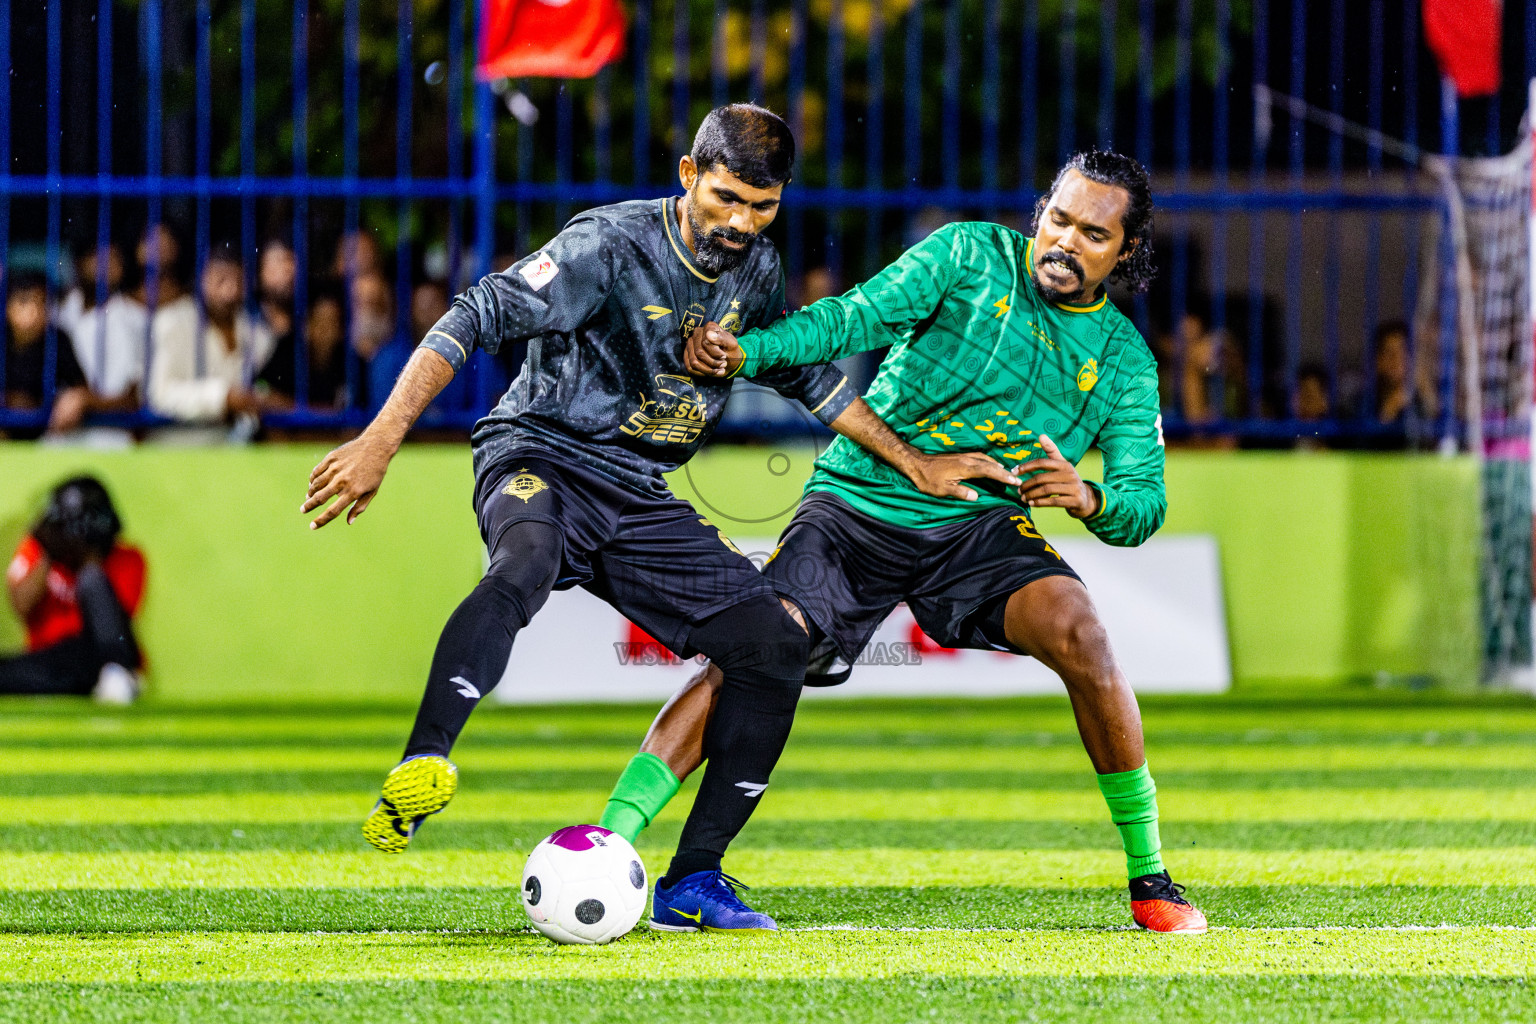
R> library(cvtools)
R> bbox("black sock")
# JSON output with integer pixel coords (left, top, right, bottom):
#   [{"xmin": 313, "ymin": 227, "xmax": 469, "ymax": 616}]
[
  {"xmin": 662, "ymin": 596, "xmax": 807, "ymax": 887},
  {"xmin": 402, "ymin": 521, "xmax": 561, "ymax": 759},
  {"xmin": 75, "ymin": 564, "xmax": 140, "ymax": 670}
]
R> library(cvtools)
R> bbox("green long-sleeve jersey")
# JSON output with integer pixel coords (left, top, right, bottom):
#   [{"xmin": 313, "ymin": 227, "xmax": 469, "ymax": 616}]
[{"xmin": 735, "ymin": 222, "xmax": 1166, "ymax": 544}]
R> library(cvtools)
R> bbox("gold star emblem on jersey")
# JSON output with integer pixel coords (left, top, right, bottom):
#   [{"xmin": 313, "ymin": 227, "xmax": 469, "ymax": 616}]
[
  {"xmin": 993, "ymin": 294, "xmax": 1011, "ymax": 318},
  {"xmin": 503, "ymin": 470, "xmax": 548, "ymax": 503},
  {"xmin": 1077, "ymin": 358, "xmax": 1100, "ymax": 392}
]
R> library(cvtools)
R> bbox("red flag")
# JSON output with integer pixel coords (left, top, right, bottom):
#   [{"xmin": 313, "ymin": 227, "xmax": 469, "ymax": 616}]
[
  {"xmin": 478, "ymin": 0, "xmax": 627, "ymax": 80},
  {"xmin": 1423, "ymin": 0, "xmax": 1502, "ymax": 98}
]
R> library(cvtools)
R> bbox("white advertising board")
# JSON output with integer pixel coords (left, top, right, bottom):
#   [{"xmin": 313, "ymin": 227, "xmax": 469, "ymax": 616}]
[{"xmin": 494, "ymin": 534, "xmax": 1230, "ymax": 703}]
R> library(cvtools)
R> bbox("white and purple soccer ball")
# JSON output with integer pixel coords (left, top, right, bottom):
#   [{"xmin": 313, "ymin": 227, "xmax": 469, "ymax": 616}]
[{"xmin": 521, "ymin": 825, "xmax": 648, "ymax": 944}]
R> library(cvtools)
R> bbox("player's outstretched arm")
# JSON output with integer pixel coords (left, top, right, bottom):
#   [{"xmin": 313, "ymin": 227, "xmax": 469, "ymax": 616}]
[
  {"xmin": 302, "ymin": 348, "xmax": 456, "ymax": 530},
  {"xmin": 829, "ymin": 398, "xmax": 1020, "ymax": 502}
]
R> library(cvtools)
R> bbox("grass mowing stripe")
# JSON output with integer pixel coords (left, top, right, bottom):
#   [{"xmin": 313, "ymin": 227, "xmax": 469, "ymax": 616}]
[
  {"xmin": 13, "ymin": 819, "xmax": 1536, "ymax": 854},
  {"xmin": 6, "ymin": 848, "xmax": 1536, "ymax": 890},
  {"xmin": 22, "ymin": 767, "xmax": 1536, "ymax": 796},
  {"xmin": 15, "ymin": 742, "xmax": 1536, "ymax": 774},
  {"xmin": 12, "ymin": 701, "xmax": 1536, "ymax": 747},
  {"xmin": 21, "ymin": 726, "xmax": 1536, "ymax": 750},
  {"xmin": 7, "ymin": 787, "xmax": 1535, "ymax": 824},
  {"xmin": 4, "ymin": 885, "xmax": 1534, "ymax": 933},
  {"xmin": 4, "ymin": 977, "xmax": 1533, "ymax": 1024},
  {"xmin": 2, "ymin": 929, "xmax": 1532, "ymax": 983}
]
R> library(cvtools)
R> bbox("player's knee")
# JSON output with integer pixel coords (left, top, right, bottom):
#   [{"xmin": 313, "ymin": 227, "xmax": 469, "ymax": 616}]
[
  {"xmin": 1046, "ymin": 614, "xmax": 1116, "ymax": 689},
  {"xmin": 481, "ymin": 520, "xmax": 563, "ymax": 621},
  {"xmin": 691, "ymin": 597, "xmax": 810, "ymax": 686}
]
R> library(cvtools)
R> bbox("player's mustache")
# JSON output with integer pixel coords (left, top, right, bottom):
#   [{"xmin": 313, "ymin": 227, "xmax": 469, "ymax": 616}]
[
  {"xmin": 1040, "ymin": 249, "xmax": 1084, "ymax": 281},
  {"xmin": 706, "ymin": 226, "xmax": 754, "ymax": 247}
]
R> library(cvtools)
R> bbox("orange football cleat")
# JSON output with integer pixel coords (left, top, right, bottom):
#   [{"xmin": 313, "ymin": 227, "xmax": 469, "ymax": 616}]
[{"xmin": 1129, "ymin": 871, "xmax": 1208, "ymax": 934}]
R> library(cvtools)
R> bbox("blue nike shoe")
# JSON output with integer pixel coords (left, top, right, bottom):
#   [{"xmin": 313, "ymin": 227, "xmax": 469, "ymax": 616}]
[{"xmin": 651, "ymin": 870, "xmax": 778, "ymax": 932}]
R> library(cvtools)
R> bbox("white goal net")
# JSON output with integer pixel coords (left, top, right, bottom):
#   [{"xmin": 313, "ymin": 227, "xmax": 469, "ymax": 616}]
[{"xmin": 1423, "ymin": 88, "xmax": 1535, "ymax": 686}]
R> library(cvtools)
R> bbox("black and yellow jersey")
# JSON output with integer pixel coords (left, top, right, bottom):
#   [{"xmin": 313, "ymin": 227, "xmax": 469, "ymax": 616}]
[{"xmin": 422, "ymin": 197, "xmax": 855, "ymax": 497}]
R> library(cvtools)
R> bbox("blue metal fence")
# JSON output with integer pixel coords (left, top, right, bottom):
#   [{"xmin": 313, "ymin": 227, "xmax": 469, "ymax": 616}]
[{"xmin": 0, "ymin": 0, "xmax": 1529, "ymax": 443}]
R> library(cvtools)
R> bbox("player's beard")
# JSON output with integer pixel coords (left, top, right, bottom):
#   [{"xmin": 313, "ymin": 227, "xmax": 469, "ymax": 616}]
[
  {"xmin": 686, "ymin": 190, "xmax": 755, "ymax": 276},
  {"xmin": 1030, "ymin": 247, "xmax": 1088, "ymax": 304}
]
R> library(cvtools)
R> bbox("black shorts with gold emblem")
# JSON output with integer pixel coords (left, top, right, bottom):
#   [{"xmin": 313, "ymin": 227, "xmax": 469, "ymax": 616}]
[
  {"xmin": 761, "ymin": 491, "xmax": 1081, "ymax": 680},
  {"xmin": 474, "ymin": 452, "xmax": 775, "ymax": 657}
]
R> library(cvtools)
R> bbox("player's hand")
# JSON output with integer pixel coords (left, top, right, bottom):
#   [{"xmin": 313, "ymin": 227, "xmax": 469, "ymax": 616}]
[
  {"xmin": 302, "ymin": 429, "xmax": 398, "ymax": 529},
  {"xmin": 900, "ymin": 451, "xmax": 1021, "ymax": 502},
  {"xmin": 225, "ymin": 387, "xmax": 265, "ymax": 418},
  {"xmin": 1016, "ymin": 434, "xmax": 1100, "ymax": 518},
  {"xmin": 46, "ymin": 386, "xmax": 90, "ymax": 435},
  {"xmin": 684, "ymin": 321, "xmax": 743, "ymax": 378}
]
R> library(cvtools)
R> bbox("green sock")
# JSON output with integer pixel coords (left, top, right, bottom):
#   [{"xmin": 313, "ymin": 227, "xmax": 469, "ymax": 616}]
[
  {"xmin": 598, "ymin": 752, "xmax": 681, "ymax": 844},
  {"xmin": 1097, "ymin": 762, "xmax": 1165, "ymax": 880}
]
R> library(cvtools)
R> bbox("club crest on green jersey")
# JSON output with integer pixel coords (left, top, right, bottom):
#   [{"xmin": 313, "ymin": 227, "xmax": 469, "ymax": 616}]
[{"xmin": 1078, "ymin": 359, "xmax": 1100, "ymax": 391}]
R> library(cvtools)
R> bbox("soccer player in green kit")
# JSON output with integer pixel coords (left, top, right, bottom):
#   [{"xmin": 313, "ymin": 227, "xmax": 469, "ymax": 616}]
[{"xmin": 605, "ymin": 149, "xmax": 1207, "ymax": 934}]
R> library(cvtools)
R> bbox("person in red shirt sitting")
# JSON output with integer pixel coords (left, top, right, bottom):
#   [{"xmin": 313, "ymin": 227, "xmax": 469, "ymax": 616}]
[{"xmin": 2, "ymin": 476, "xmax": 145, "ymax": 703}]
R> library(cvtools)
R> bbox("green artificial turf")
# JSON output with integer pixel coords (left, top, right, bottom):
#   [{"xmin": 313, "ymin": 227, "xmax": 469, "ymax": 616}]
[{"xmin": 3, "ymin": 693, "xmax": 1535, "ymax": 1022}]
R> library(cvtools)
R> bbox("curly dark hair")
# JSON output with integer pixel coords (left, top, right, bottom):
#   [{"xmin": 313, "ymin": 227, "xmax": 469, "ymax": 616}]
[{"xmin": 1032, "ymin": 149, "xmax": 1156, "ymax": 294}]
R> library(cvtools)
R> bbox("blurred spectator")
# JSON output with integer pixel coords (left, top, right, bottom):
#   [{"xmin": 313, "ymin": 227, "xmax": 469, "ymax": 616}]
[
  {"xmin": 361, "ymin": 278, "xmax": 475, "ymax": 423},
  {"xmin": 1356, "ymin": 320, "xmax": 1435, "ymax": 449},
  {"xmin": 1, "ymin": 476, "xmax": 144, "ymax": 703},
  {"xmin": 333, "ymin": 229, "xmax": 382, "ymax": 279},
  {"xmin": 131, "ymin": 223, "xmax": 188, "ymax": 309},
  {"xmin": 1156, "ymin": 304, "xmax": 1246, "ymax": 448},
  {"xmin": 56, "ymin": 240, "xmax": 148, "ymax": 407},
  {"xmin": 258, "ymin": 239, "xmax": 298, "ymax": 342},
  {"xmin": 347, "ymin": 271, "xmax": 400, "ymax": 411},
  {"xmin": 800, "ymin": 266, "xmax": 841, "ymax": 306},
  {"xmin": 411, "ymin": 279, "xmax": 451, "ymax": 340},
  {"xmin": 361, "ymin": 278, "xmax": 423, "ymax": 414},
  {"xmin": 1293, "ymin": 362, "xmax": 1332, "ymax": 451},
  {"xmin": 349, "ymin": 271, "xmax": 395, "ymax": 362},
  {"xmin": 2, "ymin": 271, "xmax": 91, "ymax": 438},
  {"xmin": 1296, "ymin": 363, "xmax": 1331, "ymax": 422},
  {"xmin": 149, "ymin": 244, "xmax": 277, "ymax": 425},
  {"xmin": 256, "ymin": 286, "xmax": 349, "ymax": 411}
]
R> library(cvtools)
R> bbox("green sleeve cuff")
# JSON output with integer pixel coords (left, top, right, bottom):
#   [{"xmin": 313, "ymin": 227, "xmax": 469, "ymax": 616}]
[
  {"xmin": 1084, "ymin": 480, "xmax": 1111, "ymax": 521},
  {"xmin": 731, "ymin": 337, "xmax": 756, "ymax": 378}
]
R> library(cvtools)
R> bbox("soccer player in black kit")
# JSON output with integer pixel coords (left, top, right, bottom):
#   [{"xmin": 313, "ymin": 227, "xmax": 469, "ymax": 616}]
[{"xmin": 302, "ymin": 105, "xmax": 1014, "ymax": 931}]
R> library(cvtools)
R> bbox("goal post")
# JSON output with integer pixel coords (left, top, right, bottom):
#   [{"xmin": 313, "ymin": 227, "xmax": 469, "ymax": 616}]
[{"xmin": 1423, "ymin": 83, "xmax": 1536, "ymax": 687}]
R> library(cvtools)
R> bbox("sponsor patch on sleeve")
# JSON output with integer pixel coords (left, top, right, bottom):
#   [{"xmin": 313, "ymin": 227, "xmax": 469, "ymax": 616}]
[{"xmin": 518, "ymin": 252, "xmax": 560, "ymax": 292}]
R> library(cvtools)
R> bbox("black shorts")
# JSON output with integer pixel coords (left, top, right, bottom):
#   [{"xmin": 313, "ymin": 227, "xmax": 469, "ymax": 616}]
[
  {"xmin": 474, "ymin": 454, "xmax": 775, "ymax": 657},
  {"xmin": 762, "ymin": 491, "xmax": 1081, "ymax": 678}
]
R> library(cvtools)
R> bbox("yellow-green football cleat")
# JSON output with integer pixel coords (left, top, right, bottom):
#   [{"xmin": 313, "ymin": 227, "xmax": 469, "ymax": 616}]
[{"xmin": 362, "ymin": 755, "xmax": 459, "ymax": 853}]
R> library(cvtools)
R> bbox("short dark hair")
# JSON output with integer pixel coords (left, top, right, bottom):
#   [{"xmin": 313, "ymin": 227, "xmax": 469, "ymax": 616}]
[
  {"xmin": 309, "ymin": 282, "xmax": 345, "ymax": 311},
  {"xmin": 40, "ymin": 475, "xmax": 121, "ymax": 559},
  {"xmin": 690, "ymin": 104, "xmax": 796, "ymax": 189},
  {"xmin": 6, "ymin": 270, "xmax": 47, "ymax": 296},
  {"xmin": 1372, "ymin": 318, "xmax": 1410, "ymax": 345},
  {"xmin": 1033, "ymin": 149, "xmax": 1157, "ymax": 294},
  {"xmin": 206, "ymin": 241, "xmax": 243, "ymax": 268},
  {"xmin": 1298, "ymin": 361, "xmax": 1330, "ymax": 384},
  {"xmin": 73, "ymin": 238, "xmax": 121, "ymax": 265}
]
